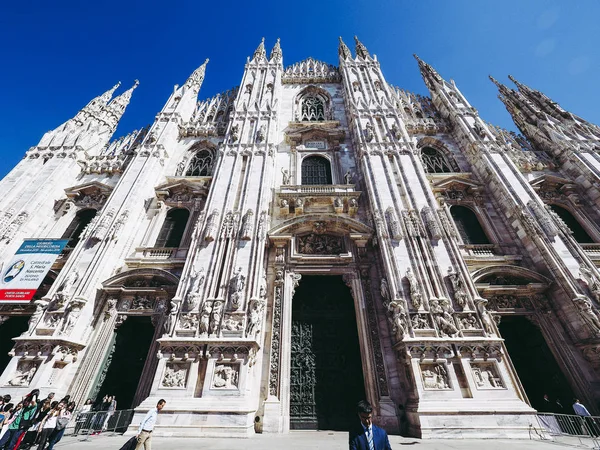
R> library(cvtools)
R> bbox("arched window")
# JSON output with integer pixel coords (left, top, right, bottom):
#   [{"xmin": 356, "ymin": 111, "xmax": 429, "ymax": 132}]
[
  {"xmin": 421, "ymin": 146, "xmax": 457, "ymax": 173},
  {"xmin": 301, "ymin": 96, "xmax": 325, "ymax": 121},
  {"xmin": 62, "ymin": 209, "xmax": 97, "ymax": 248},
  {"xmin": 450, "ymin": 205, "xmax": 490, "ymax": 244},
  {"xmin": 155, "ymin": 209, "xmax": 190, "ymax": 248},
  {"xmin": 301, "ymin": 156, "xmax": 332, "ymax": 185},
  {"xmin": 549, "ymin": 205, "xmax": 594, "ymax": 243},
  {"xmin": 185, "ymin": 149, "xmax": 214, "ymax": 177}
]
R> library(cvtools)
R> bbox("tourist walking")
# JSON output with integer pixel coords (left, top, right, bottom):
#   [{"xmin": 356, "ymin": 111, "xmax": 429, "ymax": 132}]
[
  {"xmin": 349, "ymin": 400, "xmax": 392, "ymax": 450},
  {"xmin": 35, "ymin": 402, "xmax": 62, "ymax": 450},
  {"xmin": 573, "ymin": 398, "xmax": 600, "ymax": 437},
  {"xmin": 135, "ymin": 399, "xmax": 166, "ymax": 450}
]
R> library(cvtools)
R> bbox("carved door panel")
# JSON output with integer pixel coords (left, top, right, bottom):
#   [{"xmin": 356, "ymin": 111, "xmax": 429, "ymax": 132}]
[{"xmin": 290, "ymin": 276, "xmax": 366, "ymax": 430}]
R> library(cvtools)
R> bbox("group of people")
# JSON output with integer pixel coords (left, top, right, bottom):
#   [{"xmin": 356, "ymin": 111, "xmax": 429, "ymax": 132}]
[
  {"xmin": 542, "ymin": 394, "xmax": 600, "ymax": 436},
  {"xmin": 0, "ymin": 390, "xmax": 74, "ymax": 450}
]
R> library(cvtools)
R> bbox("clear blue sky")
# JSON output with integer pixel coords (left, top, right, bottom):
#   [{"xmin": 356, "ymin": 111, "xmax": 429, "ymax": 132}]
[{"xmin": 1, "ymin": 0, "xmax": 598, "ymax": 179}]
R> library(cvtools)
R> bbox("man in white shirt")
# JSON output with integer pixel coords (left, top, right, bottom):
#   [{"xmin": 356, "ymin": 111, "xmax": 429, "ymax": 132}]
[{"xmin": 135, "ymin": 399, "xmax": 166, "ymax": 450}]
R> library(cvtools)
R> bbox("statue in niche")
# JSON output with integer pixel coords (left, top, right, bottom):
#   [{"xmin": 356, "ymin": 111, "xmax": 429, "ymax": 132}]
[
  {"xmin": 386, "ymin": 299, "xmax": 407, "ymax": 341},
  {"xmin": 390, "ymin": 123, "xmax": 400, "ymax": 140},
  {"xmin": 26, "ymin": 300, "xmax": 48, "ymax": 334},
  {"xmin": 421, "ymin": 364, "xmax": 449, "ymax": 390},
  {"xmin": 380, "ymin": 278, "xmax": 390, "ymax": 300},
  {"xmin": 60, "ymin": 298, "xmax": 86, "ymax": 335},
  {"xmin": 213, "ymin": 364, "xmax": 239, "ymax": 389},
  {"xmin": 280, "ymin": 198, "xmax": 288, "ymax": 208},
  {"xmin": 574, "ymin": 295, "xmax": 600, "ymax": 335},
  {"xmin": 256, "ymin": 125, "xmax": 266, "ymax": 143},
  {"xmin": 185, "ymin": 267, "xmax": 205, "ymax": 309},
  {"xmin": 53, "ymin": 270, "xmax": 80, "ymax": 308},
  {"xmin": 164, "ymin": 300, "xmax": 180, "ymax": 336},
  {"xmin": 209, "ymin": 301, "xmax": 223, "ymax": 335},
  {"xmin": 447, "ymin": 270, "xmax": 467, "ymax": 308},
  {"xmin": 295, "ymin": 198, "xmax": 303, "ymax": 208},
  {"xmin": 364, "ymin": 122, "xmax": 374, "ymax": 142},
  {"xmin": 199, "ymin": 301, "xmax": 211, "ymax": 336},
  {"xmin": 405, "ymin": 268, "xmax": 422, "ymax": 309},
  {"xmin": 259, "ymin": 274, "xmax": 267, "ymax": 299},
  {"xmin": 344, "ymin": 170, "xmax": 354, "ymax": 184},
  {"xmin": 230, "ymin": 125, "xmax": 239, "ymax": 143},
  {"xmin": 334, "ymin": 197, "xmax": 342, "ymax": 208},
  {"xmin": 8, "ymin": 361, "xmax": 38, "ymax": 387},
  {"xmin": 229, "ymin": 268, "xmax": 246, "ymax": 310},
  {"xmin": 246, "ymin": 299, "xmax": 265, "ymax": 337},
  {"xmin": 132, "ymin": 295, "xmax": 153, "ymax": 310},
  {"xmin": 281, "ymin": 168, "xmax": 291, "ymax": 185},
  {"xmin": 434, "ymin": 299, "xmax": 459, "ymax": 337},
  {"xmin": 580, "ymin": 266, "xmax": 600, "ymax": 303},
  {"xmin": 475, "ymin": 298, "xmax": 496, "ymax": 336}
]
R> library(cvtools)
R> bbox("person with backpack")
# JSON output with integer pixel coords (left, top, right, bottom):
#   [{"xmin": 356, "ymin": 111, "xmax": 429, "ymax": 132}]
[
  {"xmin": 35, "ymin": 402, "xmax": 62, "ymax": 450},
  {"xmin": 46, "ymin": 401, "xmax": 74, "ymax": 450}
]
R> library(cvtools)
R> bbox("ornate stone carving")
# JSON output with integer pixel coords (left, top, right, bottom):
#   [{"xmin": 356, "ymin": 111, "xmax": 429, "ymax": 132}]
[
  {"xmin": 60, "ymin": 298, "xmax": 86, "ymax": 335},
  {"xmin": 110, "ymin": 211, "xmax": 129, "ymax": 240},
  {"xmin": 430, "ymin": 299, "xmax": 459, "ymax": 337},
  {"xmin": 457, "ymin": 313, "xmax": 479, "ymax": 330},
  {"xmin": 204, "ymin": 209, "xmax": 219, "ymax": 241},
  {"xmin": 0, "ymin": 211, "xmax": 29, "ymax": 244},
  {"xmin": 527, "ymin": 200, "xmax": 558, "ymax": 239},
  {"xmin": 405, "ymin": 268, "xmax": 423, "ymax": 309},
  {"xmin": 229, "ymin": 267, "xmax": 246, "ymax": 310},
  {"xmin": 178, "ymin": 313, "xmax": 199, "ymax": 330},
  {"xmin": 51, "ymin": 270, "xmax": 79, "ymax": 309},
  {"xmin": 421, "ymin": 206, "xmax": 442, "ymax": 240},
  {"xmin": 380, "ymin": 278, "xmax": 390, "ymax": 301},
  {"xmin": 246, "ymin": 298, "xmax": 265, "ymax": 338},
  {"xmin": 385, "ymin": 298, "xmax": 407, "ymax": 341},
  {"xmin": 580, "ymin": 266, "xmax": 600, "ymax": 303},
  {"xmin": 364, "ymin": 122, "xmax": 375, "ymax": 142},
  {"xmin": 131, "ymin": 295, "xmax": 154, "ymax": 310},
  {"xmin": 475, "ymin": 298, "xmax": 496, "ymax": 336},
  {"xmin": 92, "ymin": 208, "xmax": 115, "ymax": 242},
  {"xmin": 161, "ymin": 362, "xmax": 188, "ymax": 388},
  {"xmin": 222, "ymin": 314, "xmax": 244, "ymax": 332},
  {"xmin": 281, "ymin": 168, "xmax": 291, "ymax": 185},
  {"xmin": 402, "ymin": 210, "xmax": 424, "ymax": 238},
  {"xmin": 185, "ymin": 267, "xmax": 205, "ymax": 310},
  {"xmin": 7, "ymin": 360, "xmax": 38, "ymax": 386},
  {"xmin": 344, "ymin": 170, "xmax": 354, "ymax": 185},
  {"xmin": 420, "ymin": 363, "xmax": 451, "ymax": 390},
  {"xmin": 212, "ymin": 363, "xmax": 239, "ymax": 389},
  {"xmin": 574, "ymin": 295, "xmax": 600, "ymax": 336},
  {"xmin": 411, "ymin": 313, "xmax": 432, "ymax": 329},
  {"xmin": 385, "ymin": 207, "xmax": 402, "ymax": 240},
  {"xmin": 26, "ymin": 300, "xmax": 48, "ymax": 334},
  {"xmin": 447, "ymin": 269, "xmax": 468, "ymax": 308},
  {"xmin": 471, "ymin": 363, "xmax": 504, "ymax": 389},
  {"xmin": 164, "ymin": 300, "xmax": 180, "ymax": 336},
  {"xmin": 297, "ymin": 234, "xmax": 344, "ymax": 255},
  {"xmin": 240, "ymin": 210, "xmax": 254, "ymax": 241},
  {"xmin": 269, "ymin": 281, "xmax": 283, "ymax": 396},
  {"xmin": 209, "ymin": 300, "xmax": 224, "ymax": 335},
  {"xmin": 221, "ymin": 211, "xmax": 239, "ymax": 239},
  {"xmin": 256, "ymin": 125, "xmax": 266, "ymax": 143},
  {"xmin": 198, "ymin": 301, "xmax": 211, "ymax": 336}
]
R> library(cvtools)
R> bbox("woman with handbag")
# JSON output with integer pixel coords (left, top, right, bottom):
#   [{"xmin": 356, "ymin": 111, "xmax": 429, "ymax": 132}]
[{"xmin": 46, "ymin": 402, "xmax": 74, "ymax": 450}]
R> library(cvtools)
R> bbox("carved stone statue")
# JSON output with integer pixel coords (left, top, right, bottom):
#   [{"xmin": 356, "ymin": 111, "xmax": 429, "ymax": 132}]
[
  {"xmin": 406, "ymin": 268, "xmax": 422, "ymax": 308},
  {"xmin": 246, "ymin": 299, "xmax": 265, "ymax": 337},
  {"xmin": 364, "ymin": 122, "xmax": 374, "ymax": 142},
  {"xmin": 387, "ymin": 299, "xmax": 407, "ymax": 341},
  {"xmin": 185, "ymin": 267, "xmax": 205, "ymax": 309},
  {"xmin": 162, "ymin": 363, "xmax": 187, "ymax": 388},
  {"xmin": 256, "ymin": 125, "xmax": 266, "ymax": 143},
  {"xmin": 259, "ymin": 273, "xmax": 267, "ymax": 299},
  {"xmin": 178, "ymin": 313, "xmax": 199, "ymax": 330},
  {"xmin": 229, "ymin": 267, "xmax": 246, "ymax": 310},
  {"xmin": 213, "ymin": 364, "xmax": 239, "ymax": 389},
  {"xmin": 281, "ymin": 168, "xmax": 291, "ymax": 185},
  {"xmin": 380, "ymin": 278, "xmax": 390, "ymax": 300},
  {"xmin": 580, "ymin": 266, "xmax": 600, "ymax": 303},
  {"xmin": 60, "ymin": 298, "xmax": 86, "ymax": 335},
  {"xmin": 475, "ymin": 298, "xmax": 496, "ymax": 336},
  {"xmin": 26, "ymin": 300, "xmax": 48, "ymax": 334},
  {"xmin": 574, "ymin": 295, "xmax": 600, "ymax": 335},
  {"xmin": 164, "ymin": 300, "xmax": 180, "ymax": 336},
  {"xmin": 199, "ymin": 301, "xmax": 211, "ymax": 336},
  {"xmin": 344, "ymin": 170, "xmax": 353, "ymax": 184},
  {"xmin": 447, "ymin": 270, "xmax": 467, "ymax": 308},
  {"xmin": 8, "ymin": 361, "xmax": 38, "ymax": 387},
  {"xmin": 421, "ymin": 364, "xmax": 450, "ymax": 390},
  {"xmin": 209, "ymin": 301, "xmax": 224, "ymax": 335},
  {"xmin": 458, "ymin": 313, "xmax": 478, "ymax": 330}
]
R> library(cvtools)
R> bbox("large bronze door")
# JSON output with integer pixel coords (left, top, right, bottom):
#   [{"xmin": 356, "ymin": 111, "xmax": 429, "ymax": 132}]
[{"xmin": 290, "ymin": 275, "xmax": 366, "ymax": 430}]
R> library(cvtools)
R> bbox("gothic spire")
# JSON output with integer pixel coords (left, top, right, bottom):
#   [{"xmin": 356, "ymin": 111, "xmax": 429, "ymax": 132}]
[
  {"xmin": 354, "ymin": 35, "xmax": 370, "ymax": 59},
  {"xmin": 413, "ymin": 54, "xmax": 443, "ymax": 91},
  {"xmin": 82, "ymin": 81, "xmax": 121, "ymax": 113},
  {"xmin": 104, "ymin": 80, "xmax": 139, "ymax": 127},
  {"xmin": 270, "ymin": 38, "xmax": 282, "ymax": 63},
  {"xmin": 184, "ymin": 58, "xmax": 209, "ymax": 92},
  {"xmin": 488, "ymin": 75, "xmax": 514, "ymax": 99},
  {"xmin": 338, "ymin": 36, "xmax": 352, "ymax": 60},
  {"xmin": 253, "ymin": 37, "xmax": 267, "ymax": 61}
]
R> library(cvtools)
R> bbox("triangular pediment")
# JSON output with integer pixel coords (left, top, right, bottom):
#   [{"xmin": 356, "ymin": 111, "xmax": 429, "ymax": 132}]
[
  {"xmin": 155, "ymin": 177, "xmax": 210, "ymax": 202},
  {"xmin": 282, "ymin": 57, "xmax": 341, "ymax": 84},
  {"xmin": 268, "ymin": 213, "xmax": 373, "ymax": 238},
  {"xmin": 64, "ymin": 181, "xmax": 113, "ymax": 198},
  {"xmin": 529, "ymin": 174, "xmax": 573, "ymax": 189},
  {"xmin": 431, "ymin": 174, "xmax": 482, "ymax": 192}
]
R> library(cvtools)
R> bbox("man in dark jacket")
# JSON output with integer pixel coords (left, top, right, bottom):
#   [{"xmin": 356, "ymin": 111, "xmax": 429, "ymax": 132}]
[{"xmin": 349, "ymin": 400, "xmax": 392, "ymax": 450}]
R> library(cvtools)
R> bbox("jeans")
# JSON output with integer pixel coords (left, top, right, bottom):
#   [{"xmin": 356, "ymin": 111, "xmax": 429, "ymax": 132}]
[
  {"xmin": 47, "ymin": 428, "xmax": 65, "ymax": 450},
  {"xmin": 0, "ymin": 429, "xmax": 24, "ymax": 450}
]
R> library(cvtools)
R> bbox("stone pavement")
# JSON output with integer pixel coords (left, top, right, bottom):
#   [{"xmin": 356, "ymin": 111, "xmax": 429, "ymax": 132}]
[{"xmin": 53, "ymin": 432, "xmax": 571, "ymax": 450}]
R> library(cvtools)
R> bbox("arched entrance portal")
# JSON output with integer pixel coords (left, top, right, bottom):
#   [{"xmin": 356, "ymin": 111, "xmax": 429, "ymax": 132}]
[
  {"xmin": 498, "ymin": 316, "xmax": 574, "ymax": 413},
  {"xmin": 290, "ymin": 275, "xmax": 365, "ymax": 430},
  {"xmin": 91, "ymin": 316, "xmax": 156, "ymax": 409}
]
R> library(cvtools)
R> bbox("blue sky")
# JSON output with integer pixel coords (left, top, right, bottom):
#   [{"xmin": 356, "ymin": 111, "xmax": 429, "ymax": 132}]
[{"xmin": 1, "ymin": 0, "xmax": 598, "ymax": 179}]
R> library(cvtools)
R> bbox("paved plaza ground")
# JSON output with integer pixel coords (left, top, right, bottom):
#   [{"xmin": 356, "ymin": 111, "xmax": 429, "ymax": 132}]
[{"xmin": 53, "ymin": 431, "xmax": 581, "ymax": 450}]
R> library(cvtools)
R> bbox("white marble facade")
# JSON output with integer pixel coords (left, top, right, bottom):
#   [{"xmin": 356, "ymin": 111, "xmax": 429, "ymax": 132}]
[{"xmin": 0, "ymin": 37, "xmax": 600, "ymax": 439}]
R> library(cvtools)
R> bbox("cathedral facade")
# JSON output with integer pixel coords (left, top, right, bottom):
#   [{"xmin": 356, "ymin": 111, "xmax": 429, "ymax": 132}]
[{"xmin": 1, "ymin": 37, "xmax": 600, "ymax": 438}]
